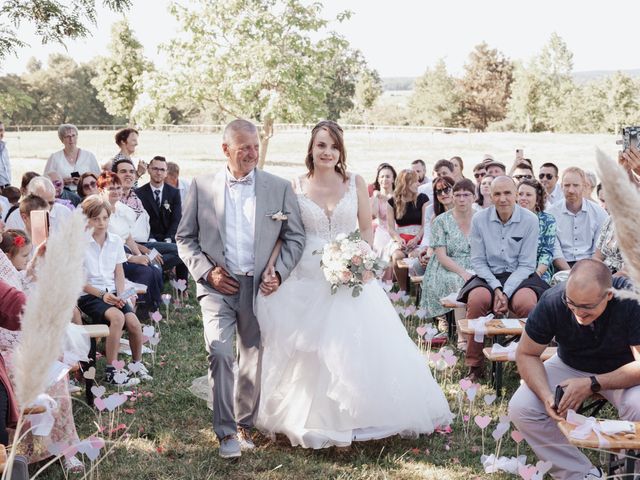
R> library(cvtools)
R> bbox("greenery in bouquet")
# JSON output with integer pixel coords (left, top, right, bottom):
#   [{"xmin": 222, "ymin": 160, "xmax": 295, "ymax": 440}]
[{"xmin": 314, "ymin": 231, "xmax": 387, "ymax": 297}]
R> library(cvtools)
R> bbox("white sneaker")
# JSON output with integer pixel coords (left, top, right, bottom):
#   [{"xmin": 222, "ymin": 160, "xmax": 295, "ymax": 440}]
[
  {"xmin": 131, "ymin": 361, "xmax": 153, "ymax": 382},
  {"xmin": 68, "ymin": 379, "xmax": 81, "ymax": 394},
  {"xmin": 584, "ymin": 467, "xmax": 603, "ymax": 479}
]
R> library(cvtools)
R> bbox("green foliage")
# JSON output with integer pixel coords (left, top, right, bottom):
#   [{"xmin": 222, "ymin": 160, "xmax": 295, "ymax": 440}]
[
  {"xmin": 0, "ymin": 0, "xmax": 132, "ymax": 63},
  {"xmin": 460, "ymin": 43, "xmax": 513, "ymax": 131},
  {"xmin": 409, "ymin": 59, "xmax": 462, "ymax": 127},
  {"xmin": 91, "ymin": 20, "xmax": 152, "ymax": 123},
  {"xmin": 0, "ymin": 54, "xmax": 115, "ymax": 125},
  {"xmin": 137, "ymin": 0, "xmax": 362, "ymax": 166}
]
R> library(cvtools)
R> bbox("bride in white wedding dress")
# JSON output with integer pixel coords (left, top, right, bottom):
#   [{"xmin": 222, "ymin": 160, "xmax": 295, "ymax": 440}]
[{"xmin": 256, "ymin": 121, "xmax": 452, "ymax": 448}]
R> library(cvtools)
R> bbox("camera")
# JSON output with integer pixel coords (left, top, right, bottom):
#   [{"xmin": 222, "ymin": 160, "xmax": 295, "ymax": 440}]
[{"xmin": 622, "ymin": 126, "xmax": 640, "ymax": 151}]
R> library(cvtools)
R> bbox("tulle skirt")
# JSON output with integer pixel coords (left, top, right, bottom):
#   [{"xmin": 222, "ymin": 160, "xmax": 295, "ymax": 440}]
[{"xmin": 255, "ymin": 235, "xmax": 452, "ymax": 448}]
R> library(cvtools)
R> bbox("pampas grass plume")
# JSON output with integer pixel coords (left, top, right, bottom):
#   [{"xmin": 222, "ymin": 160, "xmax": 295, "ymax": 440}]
[
  {"xmin": 595, "ymin": 147, "xmax": 640, "ymax": 302},
  {"xmin": 12, "ymin": 210, "xmax": 88, "ymax": 408}
]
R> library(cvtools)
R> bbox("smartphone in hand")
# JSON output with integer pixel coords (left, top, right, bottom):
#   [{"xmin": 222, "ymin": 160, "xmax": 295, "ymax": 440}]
[
  {"xmin": 30, "ymin": 210, "xmax": 50, "ymax": 247},
  {"xmin": 553, "ymin": 384, "xmax": 565, "ymax": 410}
]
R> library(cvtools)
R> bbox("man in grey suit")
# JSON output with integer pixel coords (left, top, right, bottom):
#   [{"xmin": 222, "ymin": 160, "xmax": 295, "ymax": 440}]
[{"xmin": 176, "ymin": 119, "xmax": 305, "ymax": 458}]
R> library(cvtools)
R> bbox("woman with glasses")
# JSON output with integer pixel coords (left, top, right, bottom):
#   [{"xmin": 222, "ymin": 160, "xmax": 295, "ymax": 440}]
[
  {"xmin": 77, "ymin": 172, "xmax": 99, "ymax": 199},
  {"xmin": 370, "ymin": 163, "xmax": 397, "ymax": 281},
  {"xmin": 97, "ymin": 172, "xmax": 163, "ymax": 316},
  {"xmin": 44, "ymin": 124, "xmax": 100, "ymax": 192},
  {"xmin": 517, "ymin": 179, "xmax": 557, "ymax": 283},
  {"xmin": 476, "ymin": 174, "xmax": 494, "ymax": 209},
  {"xmin": 387, "ymin": 169, "xmax": 429, "ymax": 292},
  {"xmin": 420, "ymin": 179, "xmax": 475, "ymax": 320}
]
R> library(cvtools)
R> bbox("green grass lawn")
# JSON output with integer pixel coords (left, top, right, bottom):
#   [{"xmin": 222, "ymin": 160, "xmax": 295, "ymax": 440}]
[{"xmin": 30, "ymin": 286, "xmax": 619, "ymax": 480}]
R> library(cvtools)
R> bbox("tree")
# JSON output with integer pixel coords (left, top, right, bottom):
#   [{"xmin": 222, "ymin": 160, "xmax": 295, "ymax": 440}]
[
  {"xmin": 409, "ymin": 59, "xmax": 462, "ymax": 127},
  {"xmin": 505, "ymin": 61, "xmax": 545, "ymax": 132},
  {"xmin": 3, "ymin": 54, "xmax": 115, "ymax": 125},
  {"xmin": 354, "ymin": 69, "xmax": 383, "ymax": 111},
  {"xmin": 460, "ymin": 43, "xmax": 513, "ymax": 131},
  {"xmin": 140, "ymin": 0, "xmax": 362, "ymax": 168},
  {"xmin": 0, "ymin": 74, "xmax": 35, "ymax": 119},
  {"xmin": 0, "ymin": 0, "xmax": 132, "ymax": 63},
  {"xmin": 603, "ymin": 72, "xmax": 640, "ymax": 133},
  {"xmin": 91, "ymin": 20, "xmax": 152, "ymax": 122},
  {"xmin": 535, "ymin": 33, "xmax": 575, "ymax": 131}
]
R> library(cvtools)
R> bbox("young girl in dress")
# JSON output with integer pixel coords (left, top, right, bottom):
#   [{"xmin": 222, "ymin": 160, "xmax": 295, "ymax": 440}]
[{"xmin": 0, "ymin": 229, "xmax": 32, "ymax": 271}]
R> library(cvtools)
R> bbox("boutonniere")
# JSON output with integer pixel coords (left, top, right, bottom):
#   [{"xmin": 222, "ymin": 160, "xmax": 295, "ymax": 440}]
[
  {"xmin": 268, "ymin": 210, "xmax": 289, "ymax": 221},
  {"xmin": 163, "ymin": 200, "xmax": 171, "ymax": 212}
]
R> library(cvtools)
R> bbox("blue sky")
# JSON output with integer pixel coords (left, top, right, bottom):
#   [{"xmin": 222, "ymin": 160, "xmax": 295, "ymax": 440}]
[{"xmin": 4, "ymin": 0, "xmax": 638, "ymax": 77}]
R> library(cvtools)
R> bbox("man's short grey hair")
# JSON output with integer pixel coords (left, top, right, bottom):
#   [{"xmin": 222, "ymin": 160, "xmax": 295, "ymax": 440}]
[
  {"xmin": 167, "ymin": 161, "xmax": 180, "ymax": 176},
  {"xmin": 584, "ymin": 170, "xmax": 597, "ymax": 189},
  {"xmin": 223, "ymin": 119, "xmax": 258, "ymax": 144},
  {"xmin": 58, "ymin": 124, "xmax": 78, "ymax": 142},
  {"xmin": 26, "ymin": 176, "xmax": 55, "ymax": 196}
]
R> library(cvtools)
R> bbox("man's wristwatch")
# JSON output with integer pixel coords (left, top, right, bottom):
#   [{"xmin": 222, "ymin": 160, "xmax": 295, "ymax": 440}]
[{"xmin": 589, "ymin": 375, "xmax": 601, "ymax": 393}]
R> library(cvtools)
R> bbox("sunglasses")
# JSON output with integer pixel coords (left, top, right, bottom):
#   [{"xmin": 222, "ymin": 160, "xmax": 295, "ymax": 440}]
[
  {"xmin": 52, "ymin": 181, "xmax": 63, "ymax": 187},
  {"xmin": 514, "ymin": 174, "xmax": 533, "ymax": 180},
  {"xmin": 539, "ymin": 173, "xmax": 555, "ymax": 180},
  {"xmin": 83, "ymin": 181, "xmax": 97, "ymax": 188},
  {"xmin": 474, "ymin": 172, "xmax": 486, "ymax": 179},
  {"xmin": 435, "ymin": 186, "xmax": 452, "ymax": 196}
]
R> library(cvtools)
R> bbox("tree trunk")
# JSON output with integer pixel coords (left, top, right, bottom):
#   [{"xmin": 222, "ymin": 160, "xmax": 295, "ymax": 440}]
[{"xmin": 258, "ymin": 116, "xmax": 274, "ymax": 170}]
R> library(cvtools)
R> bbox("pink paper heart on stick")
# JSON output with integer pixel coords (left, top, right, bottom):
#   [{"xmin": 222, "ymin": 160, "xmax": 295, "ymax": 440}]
[
  {"xmin": 536, "ymin": 460, "xmax": 552, "ymax": 475},
  {"xmin": 492, "ymin": 421, "xmax": 510, "ymax": 441},
  {"xmin": 112, "ymin": 360, "xmax": 125, "ymax": 370},
  {"xmin": 149, "ymin": 334, "xmax": 160, "ymax": 346},
  {"xmin": 518, "ymin": 464, "xmax": 537, "ymax": 480},
  {"xmin": 176, "ymin": 279, "xmax": 187, "ymax": 292},
  {"xmin": 474, "ymin": 415, "xmax": 491, "ymax": 429},
  {"xmin": 511, "ymin": 430, "xmax": 524, "ymax": 444},
  {"xmin": 83, "ymin": 367, "xmax": 95, "ymax": 380},
  {"xmin": 103, "ymin": 393, "xmax": 128, "ymax": 411},
  {"xmin": 150, "ymin": 311, "xmax": 162, "ymax": 323},
  {"xmin": 76, "ymin": 438, "xmax": 103, "ymax": 461},
  {"xmin": 459, "ymin": 379, "xmax": 473, "ymax": 391},
  {"xmin": 91, "ymin": 386, "xmax": 106, "ymax": 398},
  {"xmin": 142, "ymin": 325, "xmax": 155, "ymax": 338},
  {"xmin": 416, "ymin": 326, "xmax": 427, "ymax": 337},
  {"xmin": 484, "ymin": 394, "xmax": 497, "ymax": 405},
  {"xmin": 93, "ymin": 397, "xmax": 106, "ymax": 412}
]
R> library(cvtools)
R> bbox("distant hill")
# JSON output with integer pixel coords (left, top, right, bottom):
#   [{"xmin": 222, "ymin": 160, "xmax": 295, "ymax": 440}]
[
  {"xmin": 572, "ymin": 69, "xmax": 640, "ymax": 84},
  {"xmin": 382, "ymin": 69, "xmax": 640, "ymax": 91}
]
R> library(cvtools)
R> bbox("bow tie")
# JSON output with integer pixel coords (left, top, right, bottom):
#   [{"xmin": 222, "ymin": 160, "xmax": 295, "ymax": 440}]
[{"xmin": 228, "ymin": 177, "xmax": 253, "ymax": 188}]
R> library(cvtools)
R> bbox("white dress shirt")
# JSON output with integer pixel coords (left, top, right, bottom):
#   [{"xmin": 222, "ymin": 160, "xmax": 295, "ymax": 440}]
[
  {"xmin": 224, "ymin": 169, "xmax": 256, "ymax": 275},
  {"xmin": 44, "ymin": 149, "xmax": 100, "ymax": 191},
  {"xmin": 549, "ymin": 199, "xmax": 608, "ymax": 262},
  {"xmin": 83, "ymin": 232, "xmax": 127, "ymax": 292},
  {"xmin": 544, "ymin": 184, "xmax": 564, "ymax": 211},
  {"xmin": 108, "ymin": 201, "xmax": 137, "ymax": 241},
  {"xmin": 0, "ymin": 141, "xmax": 11, "ymax": 186}
]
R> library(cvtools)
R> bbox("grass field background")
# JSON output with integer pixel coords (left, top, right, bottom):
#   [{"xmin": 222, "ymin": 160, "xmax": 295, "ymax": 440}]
[{"xmin": 6, "ymin": 128, "xmax": 621, "ymax": 185}]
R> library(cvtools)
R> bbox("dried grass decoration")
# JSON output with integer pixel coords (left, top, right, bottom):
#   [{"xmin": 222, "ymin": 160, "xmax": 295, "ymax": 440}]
[{"xmin": 596, "ymin": 148, "xmax": 640, "ymax": 301}]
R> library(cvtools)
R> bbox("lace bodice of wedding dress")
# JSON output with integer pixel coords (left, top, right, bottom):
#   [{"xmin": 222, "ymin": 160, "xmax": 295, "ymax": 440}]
[{"xmin": 295, "ymin": 174, "xmax": 358, "ymax": 242}]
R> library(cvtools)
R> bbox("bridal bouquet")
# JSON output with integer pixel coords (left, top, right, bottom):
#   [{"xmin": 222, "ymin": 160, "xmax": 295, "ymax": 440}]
[{"xmin": 314, "ymin": 231, "xmax": 387, "ymax": 297}]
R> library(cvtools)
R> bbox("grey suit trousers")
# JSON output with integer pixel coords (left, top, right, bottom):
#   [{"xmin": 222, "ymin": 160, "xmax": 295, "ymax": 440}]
[{"xmin": 200, "ymin": 276, "xmax": 260, "ymax": 440}]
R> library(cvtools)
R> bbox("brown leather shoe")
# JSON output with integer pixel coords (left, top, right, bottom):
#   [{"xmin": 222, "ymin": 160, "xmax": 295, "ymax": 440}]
[{"xmin": 237, "ymin": 427, "xmax": 255, "ymax": 450}]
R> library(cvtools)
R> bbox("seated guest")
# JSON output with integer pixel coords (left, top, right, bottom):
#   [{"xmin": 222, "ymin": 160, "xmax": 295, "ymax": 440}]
[
  {"xmin": 414, "ymin": 159, "xmax": 433, "ymax": 197},
  {"xmin": 77, "ymin": 172, "xmax": 99, "ymax": 199},
  {"xmin": 166, "ymin": 161, "xmax": 190, "ymax": 205},
  {"xmin": 43, "ymin": 124, "xmax": 100, "ymax": 193},
  {"xmin": 0, "ymin": 279, "xmax": 22, "ymax": 447},
  {"xmin": 97, "ymin": 172, "xmax": 163, "ymax": 316},
  {"xmin": 593, "ymin": 216, "xmax": 625, "ymax": 276},
  {"xmin": 509, "ymin": 260, "xmax": 640, "ymax": 480},
  {"xmin": 46, "ymin": 171, "xmax": 80, "ymax": 208},
  {"xmin": 387, "ymin": 169, "xmax": 428, "ymax": 292},
  {"xmin": 583, "ymin": 170, "xmax": 597, "ymax": 201},
  {"xmin": 0, "ymin": 229, "xmax": 83, "ymax": 471},
  {"xmin": 596, "ymin": 183, "xmax": 607, "ymax": 212},
  {"xmin": 112, "ymin": 158, "xmax": 151, "ymax": 242},
  {"xmin": 457, "ymin": 176, "xmax": 548, "ymax": 380},
  {"xmin": 370, "ymin": 163, "xmax": 397, "ymax": 281},
  {"xmin": 518, "ymin": 179, "xmax": 557, "ymax": 283},
  {"xmin": 420, "ymin": 179, "xmax": 474, "ymax": 319},
  {"xmin": 472, "ymin": 162, "xmax": 486, "ymax": 188},
  {"xmin": 512, "ymin": 162, "xmax": 535, "ymax": 184},
  {"xmin": 485, "ymin": 161, "xmax": 506, "ymax": 177},
  {"xmin": 539, "ymin": 162, "xmax": 563, "ymax": 208},
  {"xmin": 1, "ymin": 186, "xmax": 19, "ymax": 222},
  {"xmin": 5, "ymin": 176, "xmax": 71, "ymax": 231},
  {"xmin": 449, "ymin": 156, "xmax": 465, "ymax": 182},
  {"xmin": 433, "ymin": 159, "xmax": 454, "ymax": 178},
  {"xmin": 18, "ymin": 171, "xmax": 39, "ymax": 197},
  {"xmin": 475, "ymin": 174, "xmax": 494, "ymax": 210},
  {"xmin": 418, "ymin": 175, "xmax": 455, "ymax": 253},
  {"xmin": 549, "ymin": 167, "xmax": 608, "ymax": 271},
  {"xmin": 77, "ymin": 195, "xmax": 151, "ymax": 386},
  {"xmin": 135, "ymin": 155, "xmax": 188, "ymax": 283}
]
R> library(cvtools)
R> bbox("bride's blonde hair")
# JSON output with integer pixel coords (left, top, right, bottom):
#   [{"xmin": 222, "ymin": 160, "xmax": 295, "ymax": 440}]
[{"xmin": 393, "ymin": 169, "xmax": 419, "ymax": 219}]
